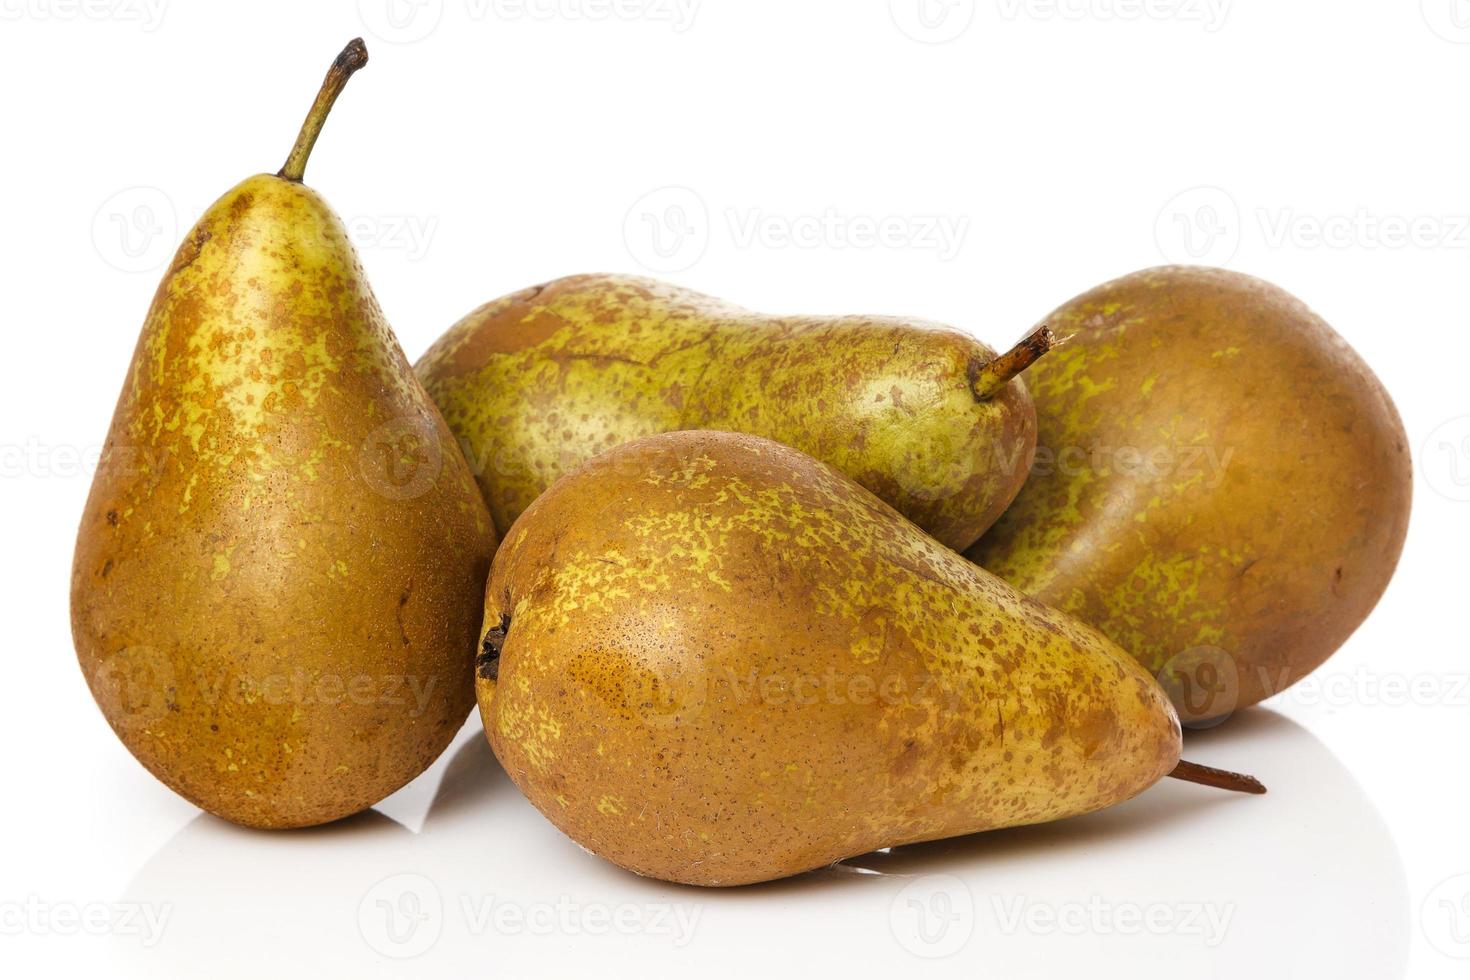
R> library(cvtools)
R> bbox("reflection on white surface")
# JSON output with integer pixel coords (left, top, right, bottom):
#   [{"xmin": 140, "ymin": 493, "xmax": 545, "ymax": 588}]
[{"xmin": 113, "ymin": 709, "xmax": 1408, "ymax": 978}]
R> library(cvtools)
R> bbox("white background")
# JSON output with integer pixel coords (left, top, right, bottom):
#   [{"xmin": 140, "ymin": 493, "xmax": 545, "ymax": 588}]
[{"xmin": 2, "ymin": 1, "xmax": 1468, "ymax": 976}]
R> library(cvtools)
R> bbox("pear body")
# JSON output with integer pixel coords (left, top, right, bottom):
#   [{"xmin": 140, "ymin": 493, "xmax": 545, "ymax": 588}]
[
  {"xmin": 477, "ymin": 430, "xmax": 1180, "ymax": 886},
  {"xmin": 416, "ymin": 274, "xmax": 1036, "ymax": 551},
  {"xmin": 969, "ymin": 266, "xmax": 1411, "ymax": 721},
  {"xmin": 71, "ymin": 174, "xmax": 496, "ymax": 828}
]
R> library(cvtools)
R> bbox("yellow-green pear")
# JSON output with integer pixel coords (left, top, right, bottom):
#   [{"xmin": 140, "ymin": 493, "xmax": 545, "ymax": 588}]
[{"xmin": 416, "ymin": 274, "xmax": 1052, "ymax": 551}]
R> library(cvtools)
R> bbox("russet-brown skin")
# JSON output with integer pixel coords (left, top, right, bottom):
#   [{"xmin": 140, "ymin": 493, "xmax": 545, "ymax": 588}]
[
  {"xmin": 477, "ymin": 431, "xmax": 1181, "ymax": 886},
  {"xmin": 71, "ymin": 173, "xmax": 497, "ymax": 828},
  {"xmin": 969, "ymin": 266, "xmax": 1412, "ymax": 720},
  {"xmin": 415, "ymin": 274, "xmax": 1037, "ymax": 552}
]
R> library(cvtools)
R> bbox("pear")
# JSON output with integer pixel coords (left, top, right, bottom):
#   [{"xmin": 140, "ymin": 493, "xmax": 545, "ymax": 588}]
[
  {"xmin": 475, "ymin": 430, "xmax": 1261, "ymax": 886},
  {"xmin": 70, "ymin": 40, "xmax": 496, "ymax": 828},
  {"xmin": 969, "ymin": 266, "xmax": 1411, "ymax": 723},
  {"xmin": 415, "ymin": 274, "xmax": 1051, "ymax": 551}
]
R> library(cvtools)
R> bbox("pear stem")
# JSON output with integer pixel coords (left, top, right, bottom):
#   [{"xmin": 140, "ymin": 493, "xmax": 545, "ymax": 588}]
[
  {"xmin": 278, "ymin": 38, "xmax": 369, "ymax": 183},
  {"xmin": 969, "ymin": 325, "xmax": 1056, "ymax": 401},
  {"xmin": 1168, "ymin": 760, "xmax": 1267, "ymax": 794}
]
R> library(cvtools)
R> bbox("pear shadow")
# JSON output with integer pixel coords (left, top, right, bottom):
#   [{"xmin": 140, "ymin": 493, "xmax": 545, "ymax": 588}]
[
  {"xmin": 704, "ymin": 706, "xmax": 1407, "ymax": 979},
  {"xmin": 830, "ymin": 706, "xmax": 1306, "ymax": 878},
  {"xmin": 109, "ymin": 706, "xmax": 1408, "ymax": 978},
  {"xmin": 420, "ymin": 732, "xmax": 514, "ymax": 828}
]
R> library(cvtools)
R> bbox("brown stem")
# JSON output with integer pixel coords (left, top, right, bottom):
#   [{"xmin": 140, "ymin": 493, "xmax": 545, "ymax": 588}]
[
  {"xmin": 969, "ymin": 324, "xmax": 1056, "ymax": 400},
  {"xmin": 1168, "ymin": 760, "xmax": 1266, "ymax": 794},
  {"xmin": 278, "ymin": 38, "xmax": 369, "ymax": 183}
]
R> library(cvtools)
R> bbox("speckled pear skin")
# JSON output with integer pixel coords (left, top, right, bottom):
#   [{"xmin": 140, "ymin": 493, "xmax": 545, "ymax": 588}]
[
  {"xmin": 476, "ymin": 430, "xmax": 1181, "ymax": 887},
  {"xmin": 415, "ymin": 273, "xmax": 1037, "ymax": 551},
  {"xmin": 969, "ymin": 266, "xmax": 1411, "ymax": 719},
  {"xmin": 71, "ymin": 174, "xmax": 497, "ymax": 828}
]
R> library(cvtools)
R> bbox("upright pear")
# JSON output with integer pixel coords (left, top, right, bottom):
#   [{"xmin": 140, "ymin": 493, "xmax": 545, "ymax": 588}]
[
  {"xmin": 476, "ymin": 430, "xmax": 1259, "ymax": 886},
  {"xmin": 416, "ymin": 274, "xmax": 1050, "ymax": 551},
  {"xmin": 970, "ymin": 266, "xmax": 1411, "ymax": 722},
  {"xmin": 71, "ymin": 40, "xmax": 496, "ymax": 828}
]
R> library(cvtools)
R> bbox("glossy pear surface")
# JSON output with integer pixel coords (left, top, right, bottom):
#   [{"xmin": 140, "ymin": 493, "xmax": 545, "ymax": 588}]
[
  {"xmin": 71, "ymin": 173, "xmax": 496, "ymax": 828},
  {"xmin": 970, "ymin": 266, "xmax": 1411, "ymax": 721},
  {"xmin": 476, "ymin": 430, "xmax": 1181, "ymax": 886},
  {"xmin": 416, "ymin": 274, "xmax": 1039, "ymax": 551}
]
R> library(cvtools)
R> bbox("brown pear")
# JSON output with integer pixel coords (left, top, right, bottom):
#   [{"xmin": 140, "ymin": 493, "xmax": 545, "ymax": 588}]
[
  {"xmin": 970, "ymin": 266, "xmax": 1411, "ymax": 722},
  {"xmin": 70, "ymin": 40, "xmax": 496, "ymax": 828},
  {"xmin": 476, "ymin": 430, "xmax": 1260, "ymax": 886}
]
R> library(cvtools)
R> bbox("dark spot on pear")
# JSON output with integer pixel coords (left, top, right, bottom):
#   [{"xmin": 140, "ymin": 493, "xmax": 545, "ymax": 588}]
[{"xmin": 478, "ymin": 614, "xmax": 511, "ymax": 680}]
